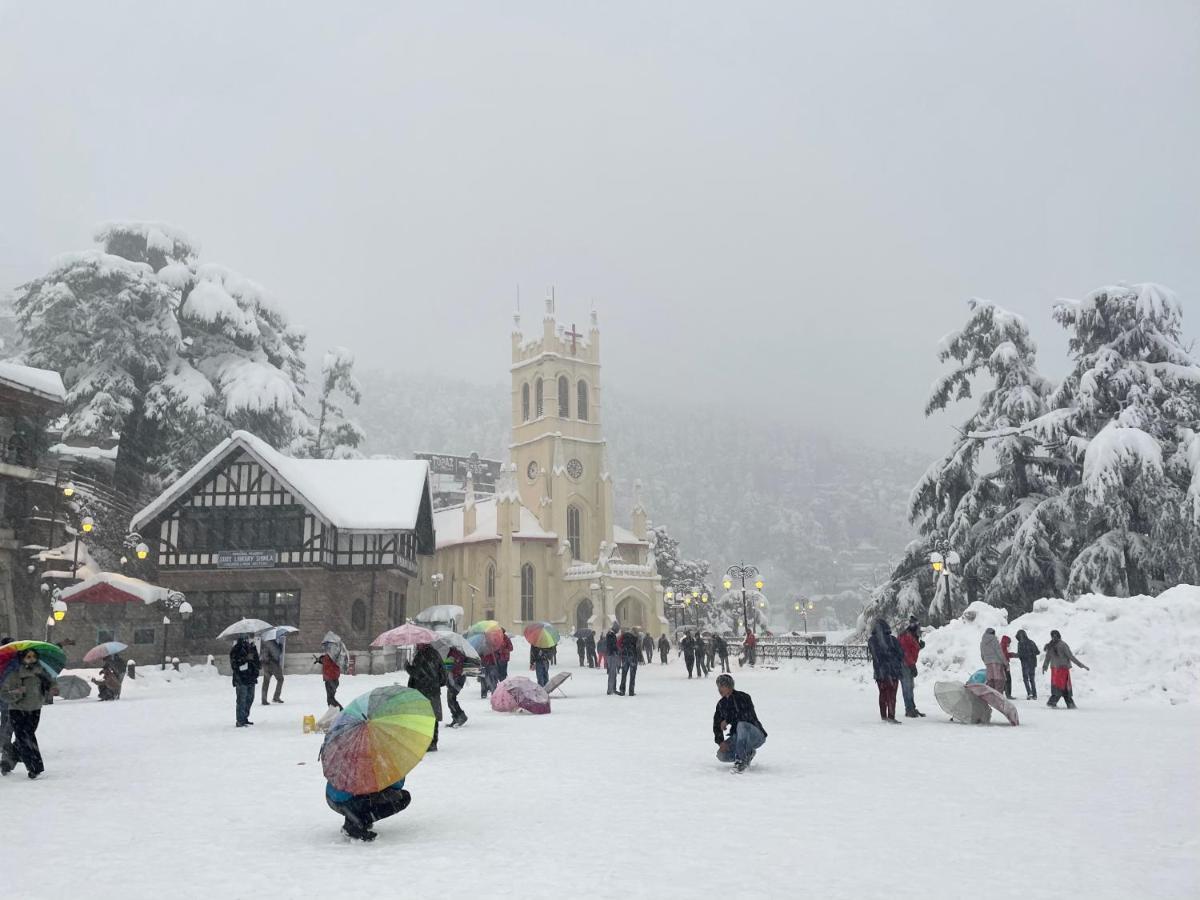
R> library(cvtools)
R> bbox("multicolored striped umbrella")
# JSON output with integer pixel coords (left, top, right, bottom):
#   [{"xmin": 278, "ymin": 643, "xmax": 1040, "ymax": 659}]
[
  {"xmin": 467, "ymin": 619, "xmax": 506, "ymax": 652},
  {"xmin": 83, "ymin": 641, "xmax": 129, "ymax": 664},
  {"xmin": 523, "ymin": 622, "xmax": 560, "ymax": 649},
  {"xmin": 320, "ymin": 686, "xmax": 436, "ymax": 795},
  {"xmin": 0, "ymin": 640, "xmax": 68, "ymax": 681}
]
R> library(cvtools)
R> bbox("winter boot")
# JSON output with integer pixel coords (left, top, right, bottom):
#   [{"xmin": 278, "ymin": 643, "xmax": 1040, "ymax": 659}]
[
  {"xmin": 904, "ymin": 710, "xmax": 916, "ymax": 718},
  {"xmin": 915, "ymin": 709, "xmax": 926, "ymax": 717}
]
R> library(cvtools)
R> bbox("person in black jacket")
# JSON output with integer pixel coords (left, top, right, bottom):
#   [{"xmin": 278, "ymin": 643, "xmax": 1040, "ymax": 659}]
[
  {"xmin": 713, "ymin": 674, "xmax": 766, "ymax": 773},
  {"xmin": 618, "ymin": 630, "xmax": 639, "ymax": 696},
  {"xmin": 530, "ymin": 644, "xmax": 552, "ymax": 687},
  {"xmin": 585, "ymin": 633, "xmax": 597, "ymax": 668},
  {"xmin": 604, "ymin": 625, "xmax": 621, "ymax": 695},
  {"xmin": 1015, "ymin": 629, "xmax": 1040, "ymax": 699},
  {"xmin": 229, "ymin": 637, "xmax": 261, "ymax": 727},
  {"xmin": 407, "ymin": 644, "xmax": 447, "ymax": 751},
  {"xmin": 714, "ymin": 634, "xmax": 730, "ymax": 672},
  {"xmin": 657, "ymin": 634, "xmax": 670, "ymax": 664},
  {"xmin": 680, "ymin": 632, "xmax": 697, "ymax": 678},
  {"xmin": 640, "ymin": 632, "xmax": 654, "ymax": 665},
  {"xmin": 576, "ymin": 634, "xmax": 586, "ymax": 667},
  {"xmin": 867, "ymin": 619, "xmax": 904, "ymax": 724}
]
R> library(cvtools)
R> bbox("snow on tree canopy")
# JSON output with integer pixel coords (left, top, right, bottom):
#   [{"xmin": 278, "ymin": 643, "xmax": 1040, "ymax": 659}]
[{"xmin": 1082, "ymin": 422, "xmax": 1163, "ymax": 500}]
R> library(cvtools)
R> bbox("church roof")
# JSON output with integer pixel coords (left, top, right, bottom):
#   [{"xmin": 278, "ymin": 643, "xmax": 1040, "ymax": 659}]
[
  {"xmin": 131, "ymin": 430, "xmax": 434, "ymax": 537},
  {"xmin": 434, "ymin": 496, "xmax": 557, "ymax": 549},
  {"xmin": 613, "ymin": 525, "xmax": 648, "ymax": 547}
]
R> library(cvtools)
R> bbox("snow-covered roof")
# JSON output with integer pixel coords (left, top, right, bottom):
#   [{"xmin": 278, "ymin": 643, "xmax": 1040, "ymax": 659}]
[
  {"xmin": 60, "ymin": 572, "xmax": 175, "ymax": 605},
  {"xmin": 434, "ymin": 497, "xmax": 557, "ymax": 549},
  {"xmin": 131, "ymin": 431, "xmax": 434, "ymax": 535},
  {"xmin": 613, "ymin": 525, "xmax": 647, "ymax": 546},
  {"xmin": 0, "ymin": 361, "xmax": 67, "ymax": 405}
]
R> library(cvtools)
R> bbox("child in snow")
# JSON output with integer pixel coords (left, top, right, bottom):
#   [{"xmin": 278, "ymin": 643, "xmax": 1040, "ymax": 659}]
[
  {"xmin": 326, "ymin": 778, "xmax": 411, "ymax": 842},
  {"xmin": 1042, "ymin": 630, "xmax": 1089, "ymax": 709},
  {"xmin": 713, "ymin": 673, "xmax": 767, "ymax": 773}
]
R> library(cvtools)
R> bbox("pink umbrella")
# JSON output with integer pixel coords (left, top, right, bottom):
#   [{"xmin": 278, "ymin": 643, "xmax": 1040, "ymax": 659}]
[
  {"xmin": 966, "ymin": 682, "xmax": 1020, "ymax": 726},
  {"xmin": 371, "ymin": 624, "xmax": 438, "ymax": 648},
  {"xmin": 493, "ymin": 676, "xmax": 551, "ymax": 715},
  {"xmin": 490, "ymin": 683, "xmax": 520, "ymax": 712}
]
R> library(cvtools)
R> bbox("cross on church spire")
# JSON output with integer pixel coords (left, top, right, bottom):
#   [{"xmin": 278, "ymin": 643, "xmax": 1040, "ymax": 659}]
[{"xmin": 565, "ymin": 323, "xmax": 582, "ymax": 354}]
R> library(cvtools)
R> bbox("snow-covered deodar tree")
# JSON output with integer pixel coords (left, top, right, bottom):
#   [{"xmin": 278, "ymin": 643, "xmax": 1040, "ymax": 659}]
[
  {"xmin": 1042, "ymin": 283, "xmax": 1200, "ymax": 596},
  {"xmin": 295, "ymin": 347, "xmax": 365, "ymax": 459},
  {"xmin": 13, "ymin": 222, "xmax": 311, "ymax": 497}
]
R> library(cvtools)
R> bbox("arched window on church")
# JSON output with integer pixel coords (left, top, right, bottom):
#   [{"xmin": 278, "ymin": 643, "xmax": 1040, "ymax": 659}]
[
  {"xmin": 577, "ymin": 380, "xmax": 589, "ymax": 421},
  {"xmin": 521, "ymin": 384, "xmax": 530, "ymax": 422},
  {"xmin": 535, "ymin": 379, "xmax": 544, "ymax": 418},
  {"xmin": 486, "ymin": 562, "xmax": 496, "ymax": 604},
  {"xmin": 567, "ymin": 505, "xmax": 583, "ymax": 561},
  {"xmin": 521, "ymin": 564, "xmax": 535, "ymax": 620},
  {"xmin": 557, "ymin": 375, "xmax": 570, "ymax": 418}
]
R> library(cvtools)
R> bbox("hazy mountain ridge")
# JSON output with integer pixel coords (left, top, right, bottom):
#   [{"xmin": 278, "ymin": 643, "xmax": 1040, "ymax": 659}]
[{"xmin": 361, "ymin": 369, "xmax": 925, "ymax": 602}]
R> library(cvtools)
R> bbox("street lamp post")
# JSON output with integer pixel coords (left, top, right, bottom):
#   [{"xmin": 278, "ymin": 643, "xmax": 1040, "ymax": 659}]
[
  {"xmin": 928, "ymin": 538, "xmax": 961, "ymax": 621},
  {"xmin": 793, "ymin": 598, "xmax": 815, "ymax": 633},
  {"xmin": 71, "ymin": 514, "xmax": 95, "ymax": 578},
  {"xmin": 664, "ymin": 582, "xmax": 707, "ymax": 632},
  {"xmin": 724, "ymin": 563, "xmax": 762, "ymax": 637},
  {"xmin": 161, "ymin": 592, "xmax": 193, "ymax": 670}
]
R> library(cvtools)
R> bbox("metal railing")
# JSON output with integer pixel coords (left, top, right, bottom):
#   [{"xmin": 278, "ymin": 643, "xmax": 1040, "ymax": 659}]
[{"xmin": 756, "ymin": 640, "xmax": 871, "ymax": 664}]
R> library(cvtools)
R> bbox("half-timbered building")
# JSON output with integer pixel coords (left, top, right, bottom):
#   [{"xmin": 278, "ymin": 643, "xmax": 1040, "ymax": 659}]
[{"xmin": 128, "ymin": 431, "xmax": 435, "ymax": 658}]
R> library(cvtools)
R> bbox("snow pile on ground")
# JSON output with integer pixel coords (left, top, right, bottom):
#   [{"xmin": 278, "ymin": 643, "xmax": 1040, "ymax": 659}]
[{"xmin": 918, "ymin": 585, "xmax": 1200, "ymax": 704}]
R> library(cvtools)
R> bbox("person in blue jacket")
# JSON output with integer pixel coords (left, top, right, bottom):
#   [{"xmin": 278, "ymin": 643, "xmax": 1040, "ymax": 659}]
[{"xmin": 325, "ymin": 778, "xmax": 411, "ymax": 841}]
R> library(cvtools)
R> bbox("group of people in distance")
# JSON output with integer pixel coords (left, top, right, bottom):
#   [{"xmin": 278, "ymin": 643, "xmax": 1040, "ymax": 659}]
[{"xmin": 868, "ymin": 615, "xmax": 1092, "ymax": 722}]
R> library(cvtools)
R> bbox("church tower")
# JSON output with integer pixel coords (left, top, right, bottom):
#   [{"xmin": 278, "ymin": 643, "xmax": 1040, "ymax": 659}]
[{"xmin": 510, "ymin": 293, "xmax": 614, "ymax": 566}]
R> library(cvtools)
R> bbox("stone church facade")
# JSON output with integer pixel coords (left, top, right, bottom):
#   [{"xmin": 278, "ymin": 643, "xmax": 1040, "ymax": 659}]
[{"xmin": 417, "ymin": 300, "xmax": 664, "ymax": 636}]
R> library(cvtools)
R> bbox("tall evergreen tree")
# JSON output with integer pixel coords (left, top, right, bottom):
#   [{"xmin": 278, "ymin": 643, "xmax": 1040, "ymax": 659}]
[{"xmin": 297, "ymin": 347, "xmax": 365, "ymax": 459}]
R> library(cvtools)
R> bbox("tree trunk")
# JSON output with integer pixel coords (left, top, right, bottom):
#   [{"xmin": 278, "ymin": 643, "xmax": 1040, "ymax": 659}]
[{"xmin": 113, "ymin": 400, "xmax": 159, "ymax": 500}]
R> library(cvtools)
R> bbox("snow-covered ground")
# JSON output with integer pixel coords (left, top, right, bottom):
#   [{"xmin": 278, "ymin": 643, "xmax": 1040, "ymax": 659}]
[{"xmin": 3, "ymin": 648, "xmax": 1197, "ymax": 899}]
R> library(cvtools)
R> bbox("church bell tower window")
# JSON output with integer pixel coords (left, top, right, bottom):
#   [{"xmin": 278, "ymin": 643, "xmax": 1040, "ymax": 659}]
[
  {"xmin": 535, "ymin": 379, "xmax": 544, "ymax": 418},
  {"xmin": 577, "ymin": 380, "xmax": 589, "ymax": 421},
  {"xmin": 521, "ymin": 563, "xmax": 535, "ymax": 620},
  {"xmin": 567, "ymin": 505, "xmax": 582, "ymax": 561},
  {"xmin": 557, "ymin": 376, "xmax": 570, "ymax": 418}
]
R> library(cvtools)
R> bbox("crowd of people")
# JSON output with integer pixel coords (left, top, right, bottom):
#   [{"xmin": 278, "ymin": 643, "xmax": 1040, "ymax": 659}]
[{"xmin": 867, "ymin": 616, "xmax": 1091, "ymax": 722}]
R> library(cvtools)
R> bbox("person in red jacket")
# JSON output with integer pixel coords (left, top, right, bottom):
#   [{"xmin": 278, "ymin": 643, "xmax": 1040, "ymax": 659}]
[
  {"xmin": 317, "ymin": 652, "xmax": 342, "ymax": 711},
  {"xmin": 743, "ymin": 630, "xmax": 758, "ymax": 667},
  {"xmin": 497, "ymin": 630, "xmax": 513, "ymax": 681},
  {"xmin": 999, "ymin": 634, "xmax": 1016, "ymax": 699},
  {"xmin": 897, "ymin": 618, "xmax": 926, "ymax": 718}
]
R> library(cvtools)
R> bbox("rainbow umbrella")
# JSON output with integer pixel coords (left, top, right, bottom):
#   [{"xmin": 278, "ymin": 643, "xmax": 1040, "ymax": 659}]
[
  {"xmin": 524, "ymin": 622, "xmax": 560, "ymax": 649},
  {"xmin": 0, "ymin": 640, "xmax": 68, "ymax": 681},
  {"xmin": 320, "ymin": 685, "xmax": 436, "ymax": 795},
  {"xmin": 467, "ymin": 619, "xmax": 506, "ymax": 652}
]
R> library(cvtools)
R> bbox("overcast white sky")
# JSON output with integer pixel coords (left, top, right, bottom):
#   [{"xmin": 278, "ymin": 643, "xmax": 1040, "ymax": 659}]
[{"xmin": 2, "ymin": 1, "xmax": 1196, "ymax": 451}]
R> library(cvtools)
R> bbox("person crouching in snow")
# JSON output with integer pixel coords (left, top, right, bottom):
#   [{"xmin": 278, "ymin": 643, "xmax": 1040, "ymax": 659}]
[
  {"xmin": 897, "ymin": 618, "xmax": 926, "ymax": 718},
  {"xmin": 325, "ymin": 778, "xmax": 411, "ymax": 842},
  {"xmin": 980, "ymin": 628, "xmax": 1007, "ymax": 694},
  {"xmin": 713, "ymin": 674, "xmax": 767, "ymax": 774},
  {"xmin": 1043, "ymin": 630, "xmax": 1089, "ymax": 709},
  {"xmin": 867, "ymin": 618, "xmax": 903, "ymax": 723}
]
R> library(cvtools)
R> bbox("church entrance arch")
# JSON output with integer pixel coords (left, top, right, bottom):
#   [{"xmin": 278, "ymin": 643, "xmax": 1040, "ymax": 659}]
[
  {"xmin": 615, "ymin": 592, "xmax": 649, "ymax": 629},
  {"xmin": 574, "ymin": 597, "xmax": 593, "ymax": 633}
]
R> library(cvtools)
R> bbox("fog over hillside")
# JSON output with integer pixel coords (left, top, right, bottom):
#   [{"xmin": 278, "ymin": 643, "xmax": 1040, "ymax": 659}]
[{"xmin": 360, "ymin": 369, "xmax": 925, "ymax": 609}]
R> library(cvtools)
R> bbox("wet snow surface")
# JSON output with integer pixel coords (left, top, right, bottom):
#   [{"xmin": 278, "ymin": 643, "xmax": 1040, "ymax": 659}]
[{"xmin": 4, "ymin": 658, "xmax": 1197, "ymax": 899}]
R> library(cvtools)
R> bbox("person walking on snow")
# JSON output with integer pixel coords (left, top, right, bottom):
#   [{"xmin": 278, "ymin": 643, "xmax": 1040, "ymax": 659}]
[
  {"xmin": 0, "ymin": 647, "xmax": 51, "ymax": 778},
  {"xmin": 897, "ymin": 618, "xmax": 926, "ymax": 718},
  {"xmin": 1015, "ymin": 629, "xmax": 1040, "ymax": 699},
  {"xmin": 530, "ymin": 643, "xmax": 552, "ymax": 687},
  {"xmin": 316, "ymin": 640, "xmax": 344, "ymax": 710},
  {"xmin": 1043, "ymin": 630, "xmax": 1089, "ymax": 709},
  {"xmin": 260, "ymin": 634, "xmax": 285, "ymax": 705},
  {"xmin": 680, "ymin": 631, "xmax": 698, "ymax": 678},
  {"xmin": 585, "ymin": 632, "xmax": 597, "ymax": 668},
  {"xmin": 867, "ymin": 619, "xmax": 903, "ymax": 723},
  {"xmin": 714, "ymin": 634, "xmax": 731, "ymax": 672},
  {"xmin": 658, "ymin": 633, "xmax": 670, "ymax": 664},
  {"xmin": 604, "ymin": 624, "xmax": 621, "ymax": 695},
  {"xmin": 713, "ymin": 673, "xmax": 767, "ymax": 774},
  {"xmin": 742, "ymin": 630, "xmax": 758, "ymax": 667},
  {"xmin": 407, "ymin": 643, "xmax": 447, "ymax": 751},
  {"xmin": 999, "ymin": 633, "xmax": 1016, "ymax": 699},
  {"xmin": 497, "ymin": 629, "xmax": 513, "ymax": 681},
  {"xmin": 445, "ymin": 646, "xmax": 468, "ymax": 727},
  {"xmin": 641, "ymin": 632, "xmax": 654, "ymax": 665},
  {"xmin": 980, "ymin": 628, "xmax": 1006, "ymax": 694},
  {"xmin": 618, "ymin": 629, "xmax": 640, "ymax": 696},
  {"xmin": 576, "ymin": 634, "xmax": 586, "ymax": 667},
  {"xmin": 229, "ymin": 636, "xmax": 260, "ymax": 728}
]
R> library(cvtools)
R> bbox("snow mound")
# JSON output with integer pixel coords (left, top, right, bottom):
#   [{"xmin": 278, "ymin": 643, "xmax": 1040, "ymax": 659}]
[{"xmin": 919, "ymin": 586, "xmax": 1200, "ymax": 705}]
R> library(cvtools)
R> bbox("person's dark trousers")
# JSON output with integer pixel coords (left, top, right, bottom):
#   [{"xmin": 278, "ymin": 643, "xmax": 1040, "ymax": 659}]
[
  {"xmin": 660, "ymin": 649, "xmax": 668, "ymax": 664},
  {"xmin": 1021, "ymin": 659, "xmax": 1037, "ymax": 698},
  {"xmin": 1003, "ymin": 667, "xmax": 1013, "ymax": 699},
  {"xmin": 480, "ymin": 665, "xmax": 497, "ymax": 698},
  {"xmin": 498, "ymin": 661, "xmax": 509, "ymax": 680},
  {"xmin": 262, "ymin": 662, "xmax": 284, "ymax": 704},
  {"xmin": 328, "ymin": 785, "xmax": 411, "ymax": 831},
  {"xmin": 534, "ymin": 659, "xmax": 549, "ymax": 686},
  {"xmin": 10, "ymin": 709, "xmax": 44, "ymax": 775},
  {"xmin": 447, "ymin": 685, "xmax": 466, "ymax": 724},
  {"xmin": 324, "ymin": 678, "xmax": 342, "ymax": 709},
  {"xmin": 619, "ymin": 661, "xmax": 637, "ymax": 695},
  {"xmin": 876, "ymin": 679, "xmax": 898, "ymax": 719},
  {"xmin": 747, "ymin": 647, "xmax": 757, "ymax": 667},
  {"xmin": 719, "ymin": 652, "xmax": 730, "ymax": 672},
  {"xmin": 684, "ymin": 654, "xmax": 695, "ymax": 678},
  {"xmin": 577, "ymin": 646, "xmax": 585, "ymax": 667},
  {"xmin": 899, "ymin": 666, "xmax": 916, "ymax": 715},
  {"xmin": 235, "ymin": 683, "xmax": 255, "ymax": 725},
  {"xmin": 606, "ymin": 656, "xmax": 619, "ymax": 694},
  {"xmin": 586, "ymin": 647, "xmax": 596, "ymax": 668}
]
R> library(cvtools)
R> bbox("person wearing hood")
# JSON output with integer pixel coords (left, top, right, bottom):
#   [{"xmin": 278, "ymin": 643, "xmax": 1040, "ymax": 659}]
[
  {"xmin": 316, "ymin": 641, "xmax": 344, "ymax": 710},
  {"xmin": 1, "ymin": 647, "xmax": 52, "ymax": 777},
  {"xmin": 406, "ymin": 643, "xmax": 447, "ymax": 751},
  {"xmin": 867, "ymin": 619, "xmax": 904, "ymax": 723},
  {"xmin": 980, "ymin": 628, "xmax": 1006, "ymax": 693},
  {"xmin": 897, "ymin": 618, "xmax": 926, "ymax": 718},
  {"xmin": 657, "ymin": 633, "xmax": 670, "ymax": 664},
  {"xmin": 999, "ymin": 633, "xmax": 1016, "ymax": 699},
  {"xmin": 229, "ymin": 636, "xmax": 261, "ymax": 728},
  {"xmin": 1015, "ymin": 629, "xmax": 1040, "ymax": 699},
  {"xmin": 1043, "ymin": 630, "xmax": 1089, "ymax": 709}
]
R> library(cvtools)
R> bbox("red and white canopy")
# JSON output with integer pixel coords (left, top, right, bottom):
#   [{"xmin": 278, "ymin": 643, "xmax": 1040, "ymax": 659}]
[{"xmin": 59, "ymin": 572, "xmax": 176, "ymax": 605}]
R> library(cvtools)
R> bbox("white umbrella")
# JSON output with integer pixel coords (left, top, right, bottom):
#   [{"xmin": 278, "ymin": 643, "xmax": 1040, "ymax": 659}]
[
  {"xmin": 416, "ymin": 604, "xmax": 464, "ymax": 624},
  {"xmin": 217, "ymin": 618, "xmax": 274, "ymax": 640},
  {"xmin": 430, "ymin": 631, "xmax": 481, "ymax": 661},
  {"xmin": 261, "ymin": 625, "xmax": 299, "ymax": 642}
]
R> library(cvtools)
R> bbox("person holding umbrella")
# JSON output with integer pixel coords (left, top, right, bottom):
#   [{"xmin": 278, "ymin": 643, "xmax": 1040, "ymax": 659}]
[
  {"xmin": 0, "ymin": 636, "xmax": 11, "ymax": 773},
  {"xmin": 0, "ymin": 647, "xmax": 53, "ymax": 778},
  {"xmin": 316, "ymin": 632, "xmax": 346, "ymax": 710},
  {"xmin": 406, "ymin": 642, "xmax": 447, "ymax": 751},
  {"xmin": 229, "ymin": 636, "xmax": 261, "ymax": 727},
  {"xmin": 445, "ymin": 646, "xmax": 469, "ymax": 728},
  {"xmin": 260, "ymin": 632, "xmax": 285, "ymax": 706}
]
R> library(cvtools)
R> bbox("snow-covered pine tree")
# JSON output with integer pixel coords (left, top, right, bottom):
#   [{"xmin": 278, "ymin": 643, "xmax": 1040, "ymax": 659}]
[
  {"xmin": 297, "ymin": 347, "xmax": 365, "ymax": 459},
  {"xmin": 13, "ymin": 222, "xmax": 311, "ymax": 495},
  {"xmin": 1041, "ymin": 283, "xmax": 1200, "ymax": 595}
]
